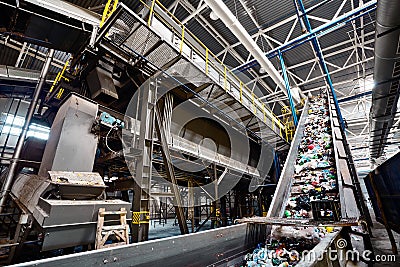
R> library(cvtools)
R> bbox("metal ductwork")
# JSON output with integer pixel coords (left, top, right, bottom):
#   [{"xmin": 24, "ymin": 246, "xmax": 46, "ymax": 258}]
[
  {"xmin": 203, "ymin": 0, "xmax": 290, "ymax": 100},
  {"xmin": 369, "ymin": 0, "xmax": 400, "ymax": 160}
]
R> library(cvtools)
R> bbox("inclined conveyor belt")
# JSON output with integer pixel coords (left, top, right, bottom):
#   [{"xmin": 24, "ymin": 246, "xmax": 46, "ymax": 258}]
[
  {"xmin": 267, "ymin": 90, "xmax": 366, "ymax": 222},
  {"xmin": 240, "ymin": 90, "xmax": 372, "ymax": 267},
  {"xmin": 283, "ymin": 95, "xmax": 340, "ymax": 221},
  {"xmin": 9, "ymin": 97, "xmax": 371, "ymax": 267}
]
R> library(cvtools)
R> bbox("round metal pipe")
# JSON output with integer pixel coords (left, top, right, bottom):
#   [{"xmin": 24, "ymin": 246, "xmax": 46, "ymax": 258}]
[
  {"xmin": 0, "ymin": 48, "xmax": 55, "ymax": 213},
  {"xmin": 202, "ymin": 0, "xmax": 288, "ymax": 99}
]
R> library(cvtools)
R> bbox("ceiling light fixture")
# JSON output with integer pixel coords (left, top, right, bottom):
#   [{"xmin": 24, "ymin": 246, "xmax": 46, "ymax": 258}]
[{"xmin": 210, "ymin": 11, "xmax": 219, "ymax": 21}]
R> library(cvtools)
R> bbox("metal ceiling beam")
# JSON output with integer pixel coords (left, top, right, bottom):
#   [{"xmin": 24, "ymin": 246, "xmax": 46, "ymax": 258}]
[
  {"xmin": 181, "ymin": 0, "xmax": 206, "ymax": 24},
  {"xmin": 0, "ymin": 38, "xmax": 65, "ymax": 69},
  {"xmin": 234, "ymin": 0, "xmax": 302, "ymax": 100},
  {"xmin": 178, "ymin": 0, "xmax": 276, "ymax": 97},
  {"xmin": 203, "ymin": 0, "xmax": 289, "ymax": 98},
  {"xmin": 234, "ymin": 0, "xmax": 377, "ymax": 72},
  {"xmin": 219, "ymin": 0, "xmax": 336, "ymax": 55},
  {"xmin": 278, "ymin": 50, "xmax": 298, "ymax": 126}
]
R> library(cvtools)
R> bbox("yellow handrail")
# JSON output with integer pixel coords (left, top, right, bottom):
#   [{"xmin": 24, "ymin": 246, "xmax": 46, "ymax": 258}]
[
  {"xmin": 148, "ymin": 0, "xmax": 156, "ymax": 26},
  {"xmin": 49, "ymin": 59, "xmax": 70, "ymax": 93},
  {"xmin": 239, "ymin": 81, "xmax": 243, "ymax": 103},
  {"xmin": 262, "ymin": 103, "xmax": 266, "ymax": 123},
  {"xmin": 205, "ymin": 48, "xmax": 209, "ymax": 75},
  {"xmin": 100, "ymin": 0, "xmax": 119, "ymax": 28},
  {"xmin": 180, "ymin": 26, "xmax": 185, "ymax": 54},
  {"xmin": 139, "ymin": 0, "xmax": 287, "ymax": 137},
  {"xmin": 224, "ymin": 66, "xmax": 227, "ymax": 91}
]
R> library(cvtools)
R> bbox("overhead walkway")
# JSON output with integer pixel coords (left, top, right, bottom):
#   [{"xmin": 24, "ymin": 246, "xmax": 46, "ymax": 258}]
[{"xmin": 91, "ymin": 1, "xmax": 291, "ymax": 151}]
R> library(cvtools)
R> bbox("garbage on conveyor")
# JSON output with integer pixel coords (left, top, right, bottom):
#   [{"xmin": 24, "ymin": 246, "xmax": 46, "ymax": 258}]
[
  {"xmin": 245, "ymin": 95, "xmax": 341, "ymax": 267},
  {"xmin": 285, "ymin": 95, "xmax": 340, "ymax": 220},
  {"xmin": 244, "ymin": 226, "xmax": 334, "ymax": 267}
]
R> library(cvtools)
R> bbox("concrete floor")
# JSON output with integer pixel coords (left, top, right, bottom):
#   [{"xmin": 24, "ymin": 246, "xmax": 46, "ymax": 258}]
[
  {"xmin": 357, "ymin": 178, "xmax": 400, "ymax": 266},
  {"xmin": 147, "ymin": 220, "xmax": 213, "ymax": 240},
  {"xmin": 369, "ymin": 219, "xmax": 400, "ymax": 266}
]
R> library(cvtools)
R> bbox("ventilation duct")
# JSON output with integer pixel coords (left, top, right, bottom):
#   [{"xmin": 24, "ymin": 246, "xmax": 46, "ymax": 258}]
[{"xmin": 369, "ymin": 0, "xmax": 400, "ymax": 160}]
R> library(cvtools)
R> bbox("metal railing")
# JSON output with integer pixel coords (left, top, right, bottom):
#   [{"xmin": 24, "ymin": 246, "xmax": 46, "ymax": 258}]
[
  {"xmin": 48, "ymin": 59, "xmax": 70, "ymax": 100},
  {"xmin": 139, "ymin": 0, "xmax": 288, "ymax": 140},
  {"xmin": 171, "ymin": 135, "xmax": 260, "ymax": 177}
]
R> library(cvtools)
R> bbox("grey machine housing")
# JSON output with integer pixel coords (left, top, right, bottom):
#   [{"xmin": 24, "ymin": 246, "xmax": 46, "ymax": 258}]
[{"xmin": 10, "ymin": 94, "xmax": 131, "ymax": 251}]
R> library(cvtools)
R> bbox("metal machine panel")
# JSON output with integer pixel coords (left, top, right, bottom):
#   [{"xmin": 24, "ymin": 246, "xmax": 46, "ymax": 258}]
[
  {"xmin": 34, "ymin": 198, "xmax": 131, "ymax": 251},
  {"xmin": 1, "ymin": 0, "xmax": 98, "ymax": 52},
  {"xmin": 48, "ymin": 171, "xmax": 106, "ymax": 199},
  {"xmin": 39, "ymin": 94, "xmax": 99, "ymax": 176},
  {"xmin": 86, "ymin": 66, "xmax": 119, "ymax": 105},
  {"xmin": 11, "ymin": 174, "xmax": 50, "ymax": 213},
  {"xmin": 12, "ymin": 223, "xmax": 266, "ymax": 266}
]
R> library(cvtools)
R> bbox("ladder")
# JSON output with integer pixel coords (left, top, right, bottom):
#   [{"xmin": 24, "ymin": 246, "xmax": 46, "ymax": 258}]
[{"xmin": 95, "ymin": 208, "xmax": 129, "ymax": 249}]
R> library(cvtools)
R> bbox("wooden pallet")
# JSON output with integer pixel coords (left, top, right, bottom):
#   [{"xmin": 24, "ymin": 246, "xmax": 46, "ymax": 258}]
[{"xmin": 95, "ymin": 208, "xmax": 129, "ymax": 249}]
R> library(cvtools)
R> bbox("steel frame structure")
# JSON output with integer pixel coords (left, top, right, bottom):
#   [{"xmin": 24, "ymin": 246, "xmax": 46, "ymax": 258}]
[{"xmin": 0, "ymin": 0, "xmax": 395, "ymax": 186}]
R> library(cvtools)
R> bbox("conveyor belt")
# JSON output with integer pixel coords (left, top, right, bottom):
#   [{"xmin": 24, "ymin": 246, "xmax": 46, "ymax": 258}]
[
  {"xmin": 243, "ymin": 92, "xmax": 372, "ymax": 267},
  {"xmin": 268, "ymin": 92, "xmax": 369, "ymax": 223},
  {"xmin": 282, "ymin": 95, "xmax": 340, "ymax": 220}
]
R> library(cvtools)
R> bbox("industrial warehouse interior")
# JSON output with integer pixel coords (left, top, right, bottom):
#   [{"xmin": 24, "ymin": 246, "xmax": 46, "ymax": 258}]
[{"xmin": 0, "ymin": 0, "xmax": 399, "ymax": 266}]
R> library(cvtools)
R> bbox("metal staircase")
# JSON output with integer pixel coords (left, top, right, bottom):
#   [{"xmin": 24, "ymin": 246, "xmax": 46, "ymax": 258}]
[{"xmin": 90, "ymin": 1, "xmax": 290, "ymax": 151}]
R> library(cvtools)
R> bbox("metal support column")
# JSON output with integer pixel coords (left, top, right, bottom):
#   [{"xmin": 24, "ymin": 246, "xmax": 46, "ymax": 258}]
[
  {"xmin": 132, "ymin": 79, "xmax": 156, "ymax": 242},
  {"xmin": 278, "ymin": 50, "xmax": 298, "ymax": 127},
  {"xmin": 162, "ymin": 93, "xmax": 173, "ymax": 144},
  {"xmin": 0, "ymin": 49, "xmax": 54, "ymax": 214},
  {"xmin": 274, "ymin": 152, "xmax": 281, "ymax": 182},
  {"xmin": 194, "ymin": 193, "xmax": 200, "ymax": 227},
  {"xmin": 294, "ymin": 0, "xmax": 345, "ymax": 130},
  {"xmin": 154, "ymin": 92, "xmax": 189, "ymax": 235},
  {"xmin": 188, "ymin": 179, "xmax": 194, "ymax": 233}
]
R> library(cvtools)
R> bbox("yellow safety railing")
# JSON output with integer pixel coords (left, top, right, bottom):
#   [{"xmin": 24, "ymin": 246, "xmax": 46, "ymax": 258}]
[
  {"xmin": 300, "ymin": 97, "xmax": 307, "ymax": 109},
  {"xmin": 281, "ymin": 106, "xmax": 296, "ymax": 142},
  {"xmin": 49, "ymin": 59, "xmax": 71, "ymax": 100},
  {"xmin": 100, "ymin": 0, "xmax": 119, "ymax": 28},
  {"xmin": 132, "ymin": 211, "xmax": 150, "ymax": 224},
  {"xmin": 137, "ymin": 0, "xmax": 287, "ymax": 139}
]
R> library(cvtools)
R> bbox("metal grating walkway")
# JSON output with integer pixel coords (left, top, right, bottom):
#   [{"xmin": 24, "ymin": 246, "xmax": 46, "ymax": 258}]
[{"xmin": 95, "ymin": 2, "xmax": 290, "ymax": 151}]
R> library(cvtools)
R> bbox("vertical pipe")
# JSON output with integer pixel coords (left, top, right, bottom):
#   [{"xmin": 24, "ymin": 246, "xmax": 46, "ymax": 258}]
[
  {"xmin": 15, "ymin": 42, "xmax": 27, "ymax": 68},
  {"xmin": 274, "ymin": 152, "xmax": 281, "ymax": 182},
  {"xmin": 278, "ymin": 50, "xmax": 298, "ymax": 126},
  {"xmin": 0, "ymin": 49, "xmax": 54, "ymax": 213}
]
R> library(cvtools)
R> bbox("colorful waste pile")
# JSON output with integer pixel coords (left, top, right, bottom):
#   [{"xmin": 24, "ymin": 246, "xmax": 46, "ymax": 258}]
[
  {"xmin": 244, "ymin": 226, "xmax": 333, "ymax": 267},
  {"xmin": 245, "ymin": 95, "xmax": 341, "ymax": 267},
  {"xmin": 284, "ymin": 95, "xmax": 340, "ymax": 220}
]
